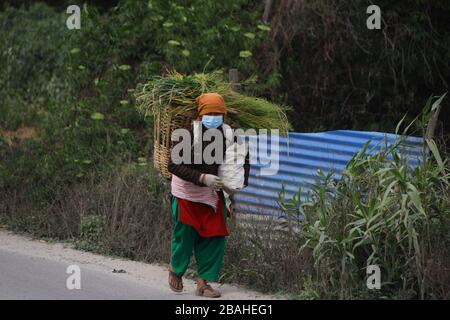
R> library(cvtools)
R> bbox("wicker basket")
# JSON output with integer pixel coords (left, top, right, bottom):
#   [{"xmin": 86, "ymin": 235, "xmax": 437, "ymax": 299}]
[{"xmin": 153, "ymin": 106, "xmax": 197, "ymax": 179}]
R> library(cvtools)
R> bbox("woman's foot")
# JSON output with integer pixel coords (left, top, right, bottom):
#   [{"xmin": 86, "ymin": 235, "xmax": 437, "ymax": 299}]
[
  {"xmin": 168, "ymin": 266, "xmax": 183, "ymax": 292},
  {"xmin": 195, "ymin": 279, "xmax": 221, "ymax": 298}
]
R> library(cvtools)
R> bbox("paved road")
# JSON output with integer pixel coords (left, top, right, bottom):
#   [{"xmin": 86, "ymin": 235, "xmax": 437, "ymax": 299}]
[
  {"xmin": 0, "ymin": 230, "xmax": 276, "ymax": 300},
  {"xmin": 0, "ymin": 249, "xmax": 191, "ymax": 300}
]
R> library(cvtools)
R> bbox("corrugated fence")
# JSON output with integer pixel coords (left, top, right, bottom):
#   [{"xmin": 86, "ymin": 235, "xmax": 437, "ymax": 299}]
[{"xmin": 233, "ymin": 130, "xmax": 424, "ymax": 216}]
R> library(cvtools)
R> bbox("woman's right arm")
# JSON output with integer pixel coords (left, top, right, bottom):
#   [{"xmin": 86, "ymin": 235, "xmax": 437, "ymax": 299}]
[
  {"xmin": 167, "ymin": 130, "xmax": 205, "ymax": 185},
  {"xmin": 168, "ymin": 159, "xmax": 204, "ymax": 186}
]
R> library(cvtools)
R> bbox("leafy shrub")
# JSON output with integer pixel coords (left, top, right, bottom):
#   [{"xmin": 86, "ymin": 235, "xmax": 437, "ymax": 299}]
[
  {"xmin": 145, "ymin": 0, "xmax": 265, "ymax": 74},
  {"xmin": 0, "ymin": 0, "xmax": 267, "ymax": 206},
  {"xmin": 0, "ymin": 3, "xmax": 149, "ymax": 204},
  {"xmin": 77, "ymin": 214, "xmax": 108, "ymax": 253}
]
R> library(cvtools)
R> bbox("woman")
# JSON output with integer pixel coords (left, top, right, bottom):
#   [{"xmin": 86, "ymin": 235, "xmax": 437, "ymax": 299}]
[{"xmin": 167, "ymin": 92, "xmax": 249, "ymax": 298}]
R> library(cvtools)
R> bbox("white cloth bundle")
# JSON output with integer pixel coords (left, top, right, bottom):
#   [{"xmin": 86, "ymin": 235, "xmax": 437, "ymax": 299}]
[
  {"xmin": 218, "ymin": 145, "xmax": 246, "ymax": 189},
  {"xmin": 218, "ymin": 125, "xmax": 247, "ymax": 190}
]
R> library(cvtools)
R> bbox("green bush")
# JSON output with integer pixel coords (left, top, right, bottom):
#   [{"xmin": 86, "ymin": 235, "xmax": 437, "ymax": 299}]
[
  {"xmin": 0, "ymin": 0, "xmax": 267, "ymax": 205},
  {"xmin": 145, "ymin": 0, "xmax": 265, "ymax": 74},
  {"xmin": 0, "ymin": 3, "xmax": 69, "ymax": 130},
  {"xmin": 77, "ymin": 214, "xmax": 108, "ymax": 253}
]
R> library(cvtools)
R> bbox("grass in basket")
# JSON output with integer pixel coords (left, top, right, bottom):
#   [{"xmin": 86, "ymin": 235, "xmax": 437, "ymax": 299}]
[{"xmin": 135, "ymin": 70, "xmax": 292, "ymax": 133}]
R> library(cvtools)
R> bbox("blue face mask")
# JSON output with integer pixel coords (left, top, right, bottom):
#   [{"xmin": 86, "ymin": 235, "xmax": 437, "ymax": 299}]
[{"xmin": 201, "ymin": 115, "xmax": 223, "ymax": 129}]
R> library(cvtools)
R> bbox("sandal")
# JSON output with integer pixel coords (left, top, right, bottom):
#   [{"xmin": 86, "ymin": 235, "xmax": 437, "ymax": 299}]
[
  {"xmin": 195, "ymin": 284, "xmax": 221, "ymax": 298},
  {"xmin": 168, "ymin": 269, "xmax": 183, "ymax": 293}
]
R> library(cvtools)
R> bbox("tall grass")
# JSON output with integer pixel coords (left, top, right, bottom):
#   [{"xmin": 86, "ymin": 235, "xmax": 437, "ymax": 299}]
[
  {"xmin": 279, "ymin": 136, "xmax": 450, "ymax": 299},
  {"xmin": 0, "ymin": 163, "xmax": 172, "ymax": 262}
]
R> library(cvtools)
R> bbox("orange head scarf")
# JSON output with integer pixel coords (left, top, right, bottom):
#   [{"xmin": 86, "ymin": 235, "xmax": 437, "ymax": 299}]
[{"xmin": 195, "ymin": 93, "xmax": 227, "ymax": 118}]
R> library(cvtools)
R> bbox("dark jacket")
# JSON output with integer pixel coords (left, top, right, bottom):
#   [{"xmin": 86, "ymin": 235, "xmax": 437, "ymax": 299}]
[{"xmin": 168, "ymin": 123, "xmax": 250, "ymax": 187}]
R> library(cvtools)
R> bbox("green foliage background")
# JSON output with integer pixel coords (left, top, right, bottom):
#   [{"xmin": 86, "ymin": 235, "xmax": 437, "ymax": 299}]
[{"xmin": 0, "ymin": 0, "xmax": 268, "ymax": 199}]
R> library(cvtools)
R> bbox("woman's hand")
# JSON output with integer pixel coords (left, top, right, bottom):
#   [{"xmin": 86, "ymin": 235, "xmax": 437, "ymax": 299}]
[{"xmin": 200, "ymin": 174, "xmax": 224, "ymax": 189}]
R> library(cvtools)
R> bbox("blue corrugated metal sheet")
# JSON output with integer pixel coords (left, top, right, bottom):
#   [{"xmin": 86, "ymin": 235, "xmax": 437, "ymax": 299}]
[{"xmin": 233, "ymin": 130, "xmax": 424, "ymax": 216}]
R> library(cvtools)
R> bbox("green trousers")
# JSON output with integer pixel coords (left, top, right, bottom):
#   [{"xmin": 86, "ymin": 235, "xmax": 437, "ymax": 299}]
[{"xmin": 170, "ymin": 197, "xmax": 226, "ymax": 282}]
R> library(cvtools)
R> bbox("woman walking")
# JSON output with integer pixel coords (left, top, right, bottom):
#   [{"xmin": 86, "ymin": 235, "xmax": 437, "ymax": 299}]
[{"xmin": 167, "ymin": 92, "xmax": 249, "ymax": 298}]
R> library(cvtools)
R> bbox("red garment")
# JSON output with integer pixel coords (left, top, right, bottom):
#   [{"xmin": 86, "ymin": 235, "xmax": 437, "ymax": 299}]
[{"xmin": 176, "ymin": 195, "xmax": 231, "ymax": 238}]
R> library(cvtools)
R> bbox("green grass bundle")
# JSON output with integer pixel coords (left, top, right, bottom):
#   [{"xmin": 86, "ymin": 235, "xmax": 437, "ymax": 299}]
[{"xmin": 135, "ymin": 70, "xmax": 292, "ymax": 132}]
